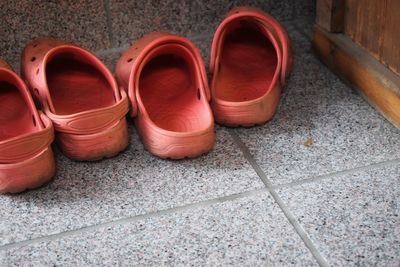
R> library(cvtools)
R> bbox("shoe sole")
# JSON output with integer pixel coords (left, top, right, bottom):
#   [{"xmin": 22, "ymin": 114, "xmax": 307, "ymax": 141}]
[
  {"xmin": 57, "ymin": 118, "xmax": 129, "ymax": 161},
  {"xmin": 0, "ymin": 148, "xmax": 56, "ymax": 194}
]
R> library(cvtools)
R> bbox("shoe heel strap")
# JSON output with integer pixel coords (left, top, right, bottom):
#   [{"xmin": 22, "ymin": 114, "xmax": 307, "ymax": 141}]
[
  {"xmin": 0, "ymin": 112, "xmax": 54, "ymax": 163},
  {"xmin": 46, "ymin": 89, "xmax": 129, "ymax": 135}
]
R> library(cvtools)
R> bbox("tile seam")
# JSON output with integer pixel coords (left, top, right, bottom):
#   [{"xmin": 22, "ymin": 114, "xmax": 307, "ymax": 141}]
[
  {"xmin": 103, "ymin": 0, "xmax": 115, "ymax": 47},
  {"xmin": 273, "ymin": 158, "xmax": 400, "ymax": 189},
  {"xmin": 229, "ymin": 130, "xmax": 329, "ymax": 267},
  {"xmin": 0, "ymin": 188, "xmax": 267, "ymax": 251},
  {"xmin": 291, "ymin": 20, "xmax": 313, "ymax": 41}
]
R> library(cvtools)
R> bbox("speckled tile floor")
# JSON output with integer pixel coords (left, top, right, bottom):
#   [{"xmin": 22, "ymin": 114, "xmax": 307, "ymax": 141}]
[{"xmin": 1, "ymin": 1, "xmax": 399, "ymax": 266}]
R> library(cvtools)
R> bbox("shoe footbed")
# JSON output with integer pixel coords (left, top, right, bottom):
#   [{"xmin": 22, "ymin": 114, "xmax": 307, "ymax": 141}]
[
  {"xmin": 139, "ymin": 54, "xmax": 210, "ymax": 133},
  {"xmin": 46, "ymin": 54, "xmax": 114, "ymax": 115},
  {"xmin": 214, "ymin": 22, "xmax": 277, "ymax": 102},
  {"xmin": 0, "ymin": 81, "xmax": 37, "ymax": 141}
]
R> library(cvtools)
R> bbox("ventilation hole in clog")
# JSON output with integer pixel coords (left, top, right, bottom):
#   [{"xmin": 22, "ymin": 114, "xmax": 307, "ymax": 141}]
[
  {"xmin": 33, "ymin": 43, "xmax": 38, "ymax": 48},
  {"xmin": 32, "ymin": 115, "xmax": 36, "ymax": 126},
  {"xmin": 127, "ymin": 58, "xmax": 133, "ymax": 63},
  {"xmin": 31, "ymin": 57, "xmax": 36, "ymax": 62},
  {"xmin": 197, "ymin": 88, "xmax": 201, "ymax": 100},
  {"xmin": 134, "ymin": 47, "xmax": 138, "ymax": 50},
  {"xmin": 36, "ymin": 68, "xmax": 39, "ymax": 75}
]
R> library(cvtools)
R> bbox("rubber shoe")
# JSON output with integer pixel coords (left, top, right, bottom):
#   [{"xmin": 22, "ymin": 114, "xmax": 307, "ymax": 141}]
[
  {"xmin": 116, "ymin": 32, "xmax": 215, "ymax": 159},
  {"xmin": 210, "ymin": 7, "xmax": 293, "ymax": 126},
  {"xmin": 21, "ymin": 38, "xmax": 129, "ymax": 161},
  {"xmin": 0, "ymin": 59, "xmax": 55, "ymax": 193}
]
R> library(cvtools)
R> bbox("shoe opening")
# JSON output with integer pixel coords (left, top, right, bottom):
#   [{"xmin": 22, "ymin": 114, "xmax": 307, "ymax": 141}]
[
  {"xmin": 214, "ymin": 19, "xmax": 278, "ymax": 102},
  {"xmin": 45, "ymin": 47, "xmax": 116, "ymax": 115},
  {"xmin": 138, "ymin": 44, "xmax": 212, "ymax": 133}
]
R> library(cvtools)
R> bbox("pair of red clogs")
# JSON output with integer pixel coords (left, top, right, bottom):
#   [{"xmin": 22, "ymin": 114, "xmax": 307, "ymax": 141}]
[{"xmin": 0, "ymin": 7, "xmax": 292, "ymax": 193}]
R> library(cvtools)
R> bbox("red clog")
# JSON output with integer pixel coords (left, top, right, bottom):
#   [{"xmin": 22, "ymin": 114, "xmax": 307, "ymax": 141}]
[
  {"xmin": 210, "ymin": 7, "xmax": 293, "ymax": 126},
  {"xmin": 0, "ymin": 59, "xmax": 55, "ymax": 193},
  {"xmin": 116, "ymin": 32, "xmax": 215, "ymax": 159},
  {"xmin": 21, "ymin": 38, "xmax": 129, "ymax": 161}
]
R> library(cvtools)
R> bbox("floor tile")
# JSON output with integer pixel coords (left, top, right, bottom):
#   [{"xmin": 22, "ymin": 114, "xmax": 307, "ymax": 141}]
[
  {"xmin": 1, "ymin": 192, "xmax": 317, "ymax": 266},
  {"xmin": 234, "ymin": 29, "xmax": 400, "ymax": 185},
  {"xmin": 288, "ymin": 0, "xmax": 315, "ymax": 39},
  {"xmin": 0, "ymin": 125, "xmax": 263, "ymax": 246},
  {"xmin": 108, "ymin": 0, "xmax": 295, "ymax": 47},
  {"xmin": 0, "ymin": 1, "xmax": 111, "ymax": 71},
  {"xmin": 277, "ymin": 162, "xmax": 400, "ymax": 266},
  {"xmin": 293, "ymin": 0, "xmax": 316, "ymax": 22},
  {"xmin": 97, "ymin": 50, "xmax": 124, "ymax": 72},
  {"xmin": 285, "ymin": 22, "xmax": 312, "ymax": 54},
  {"xmin": 108, "ymin": 0, "xmax": 191, "ymax": 47},
  {"xmin": 188, "ymin": 0, "xmax": 294, "ymax": 37},
  {"xmin": 293, "ymin": 16, "xmax": 314, "ymax": 40}
]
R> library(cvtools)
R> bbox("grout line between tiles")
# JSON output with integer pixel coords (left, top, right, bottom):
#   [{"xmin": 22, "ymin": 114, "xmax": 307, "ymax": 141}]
[
  {"xmin": 228, "ymin": 130, "xmax": 329, "ymax": 267},
  {"xmin": 273, "ymin": 158, "xmax": 400, "ymax": 189},
  {"xmin": 290, "ymin": 0, "xmax": 298, "ymax": 22},
  {"xmin": 187, "ymin": 32, "xmax": 214, "ymax": 42},
  {"xmin": 0, "ymin": 188, "xmax": 267, "ymax": 251},
  {"xmin": 291, "ymin": 20, "xmax": 312, "ymax": 41},
  {"xmin": 103, "ymin": 0, "xmax": 115, "ymax": 47},
  {"xmin": 95, "ymin": 45, "xmax": 129, "ymax": 57}
]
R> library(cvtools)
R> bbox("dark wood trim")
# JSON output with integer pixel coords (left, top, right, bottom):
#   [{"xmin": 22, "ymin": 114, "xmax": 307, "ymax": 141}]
[
  {"xmin": 313, "ymin": 26, "xmax": 400, "ymax": 128},
  {"xmin": 316, "ymin": 0, "xmax": 345, "ymax": 33}
]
